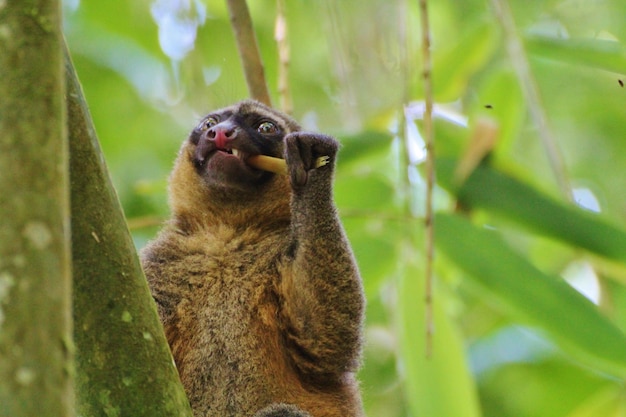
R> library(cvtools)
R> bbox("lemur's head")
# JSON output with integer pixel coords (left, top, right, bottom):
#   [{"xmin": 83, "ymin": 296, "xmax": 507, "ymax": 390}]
[
  {"xmin": 169, "ymin": 100, "xmax": 299, "ymax": 227},
  {"xmin": 187, "ymin": 100, "xmax": 300, "ymax": 191}
]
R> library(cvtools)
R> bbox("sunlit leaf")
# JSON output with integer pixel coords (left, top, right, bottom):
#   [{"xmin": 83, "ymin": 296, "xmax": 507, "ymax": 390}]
[
  {"xmin": 435, "ymin": 212, "xmax": 626, "ymax": 377},
  {"xmin": 339, "ymin": 130, "xmax": 394, "ymax": 166},
  {"xmin": 433, "ymin": 21, "xmax": 497, "ymax": 101},
  {"xmin": 477, "ymin": 357, "xmax": 610, "ymax": 417},
  {"xmin": 398, "ymin": 241, "xmax": 482, "ymax": 417},
  {"xmin": 335, "ymin": 174, "xmax": 396, "ymax": 212},
  {"xmin": 566, "ymin": 386, "xmax": 626, "ymax": 417},
  {"xmin": 527, "ymin": 36, "xmax": 626, "ymax": 74},
  {"xmin": 437, "ymin": 159, "xmax": 626, "ymax": 263},
  {"xmin": 343, "ymin": 218, "xmax": 399, "ymax": 298},
  {"xmin": 468, "ymin": 68, "xmax": 524, "ymax": 154}
]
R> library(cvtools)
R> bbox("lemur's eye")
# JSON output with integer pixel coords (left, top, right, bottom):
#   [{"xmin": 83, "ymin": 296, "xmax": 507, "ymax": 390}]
[
  {"xmin": 257, "ymin": 121, "xmax": 278, "ymax": 135},
  {"xmin": 200, "ymin": 117, "xmax": 218, "ymax": 131}
]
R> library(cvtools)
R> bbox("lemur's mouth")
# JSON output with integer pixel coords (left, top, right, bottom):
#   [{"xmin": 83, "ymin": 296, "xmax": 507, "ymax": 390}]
[
  {"xmin": 217, "ymin": 147, "xmax": 250, "ymax": 162},
  {"xmin": 192, "ymin": 138, "xmax": 265, "ymax": 176}
]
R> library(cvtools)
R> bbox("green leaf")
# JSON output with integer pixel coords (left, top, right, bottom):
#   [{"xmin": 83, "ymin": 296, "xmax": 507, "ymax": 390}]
[
  {"xmin": 437, "ymin": 159, "xmax": 626, "ymax": 263},
  {"xmin": 342, "ymin": 218, "xmax": 399, "ymax": 298},
  {"xmin": 527, "ymin": 36, "xmax": 626, "ymax": 74},
  {"xmin": 433, "ymin": 21, "xmax": 497, "ymax": 101},
  {"xmin": 398, "ymin": 241, "xmax": 482, "ymax": 417},
  {"xmin": 468, "ymin": 68, "xmax": 524, "ymax": 154},
  {"xmin": 335, "ymin": 174, "xmax": 395, "ymax": 212},
  {"xmin": 338, "ymin": 130, "xmax": 394, "ymax": 166},
  {"xmin": 567, "ymin": 386, "xmax": 626, "ymax": 417},
  {"xmin": 435, "ymin": 212, "xmax": 626, "ymax": 377}
]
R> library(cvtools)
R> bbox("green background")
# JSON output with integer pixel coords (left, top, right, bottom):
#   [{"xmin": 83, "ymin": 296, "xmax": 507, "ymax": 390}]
[{"xmin": 64, "ymin": 0, "xmax": 626, "ymax": 415}]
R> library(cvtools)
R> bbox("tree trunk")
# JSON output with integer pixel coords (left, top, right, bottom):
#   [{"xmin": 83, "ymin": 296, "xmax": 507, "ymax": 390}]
[
  {"xmin": 0, "ymin": 0, "xmax": 73, "ymax": 416},
  {"xmin": 66, "ymin": 47, "xmax": 193, "ymax": 417}
]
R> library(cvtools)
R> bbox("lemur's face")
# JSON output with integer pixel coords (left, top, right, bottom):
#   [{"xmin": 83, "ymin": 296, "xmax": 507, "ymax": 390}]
[{"xmin": 187, "ymin": 100, "xmax": 300, "ymax": 191}]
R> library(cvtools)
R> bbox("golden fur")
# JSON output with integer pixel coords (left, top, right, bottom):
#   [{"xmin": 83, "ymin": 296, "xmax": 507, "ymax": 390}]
[{"xmin": 141, "ymin": 100, "xmax": 364, "ymax": 417}]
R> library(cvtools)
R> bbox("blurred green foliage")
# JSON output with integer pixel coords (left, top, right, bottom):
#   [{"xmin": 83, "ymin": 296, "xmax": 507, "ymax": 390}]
[{"xmin": 64, "ymin": 0, "xmax": 626, "ymax": 415}]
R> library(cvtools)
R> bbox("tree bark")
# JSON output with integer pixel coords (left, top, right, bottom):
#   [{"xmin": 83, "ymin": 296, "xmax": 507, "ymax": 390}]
[
  {"xmin": 66, "ymin": 47, "xmax": 193, "ymax": 416},
  {"xmin": 0, "ymin": 0, "xmax": 73, "ymax": 416}
]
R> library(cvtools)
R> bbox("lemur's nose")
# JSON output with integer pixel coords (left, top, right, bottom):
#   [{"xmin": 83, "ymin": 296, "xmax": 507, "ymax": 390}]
[{"xmin": 208, "ymin": 122, "xmax": 238, "ymax": 149}]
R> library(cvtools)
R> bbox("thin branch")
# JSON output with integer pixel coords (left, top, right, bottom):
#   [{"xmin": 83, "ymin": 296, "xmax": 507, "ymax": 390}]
[
  {"xmin": 275, "ymin": 0, "xmax": 292, "ymax": 114},
  {"xmin": 340, "ymin": 209, "xmax": 424, "ymax": 224},
  {"xmin": 418, "ymin": 0, "xmax": 435, "ymax": 358},
  {"xmin": 323, "ymin": 0, "xmax": 360, "ymax": 130},
  {"xmin": 226, "ymin": 0, "xmax": 272, "ymax": 106},
  {"xmin": 398, "ymin": 0, "xmax": 412, "ymax": 189},
  {"xmin": 126, "ymin": 215, "xmax": 166, "ymax": 231},
  {"xmin": 490, "ymin": 0, "xmax": 572, "ymax": 199}
]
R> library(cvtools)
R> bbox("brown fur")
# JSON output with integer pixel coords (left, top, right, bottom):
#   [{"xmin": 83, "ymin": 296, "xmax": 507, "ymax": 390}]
[{"xmin": 141, "ymin": 100, "xmax": 365, "ymax": 417}]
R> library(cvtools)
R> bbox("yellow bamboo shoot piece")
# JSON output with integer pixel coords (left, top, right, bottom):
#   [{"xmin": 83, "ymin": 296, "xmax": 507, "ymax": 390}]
[
  {"xmin": 246, "ymin": 155, "xmax": 330, "ymax": 175},
  {"xmin": 454, "ymin": 118, "xmax": 499, "ymax": 185}
]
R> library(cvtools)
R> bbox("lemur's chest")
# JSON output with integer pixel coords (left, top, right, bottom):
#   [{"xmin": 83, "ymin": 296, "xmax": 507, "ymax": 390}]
[
  {"xmin": 165, "ymin": 230, "xmax": 289, "ymax": 340},
  {"xmin": 167, "ymin": 235, "xmax": 289, "ymax": 405},
  {"xmin": 181, "ymin": 237, "xmax": 282, "ymax": 300}
]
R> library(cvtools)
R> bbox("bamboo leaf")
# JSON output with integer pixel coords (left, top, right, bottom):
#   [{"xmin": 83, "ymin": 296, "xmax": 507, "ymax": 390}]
[
  {"xmin": 527, "ymin": 36, "xmax": 626, "ymax": 74},
  {"xmin": 437, "ymin": 159, "xmax": 626, "ymax": 263},
  {"xmin": 338, "ymin": 130, "xmax": 394, "ymax": 166},
  {"xmin": 566, "ymin": 387, "xmax": 626, "ymax": 417},
  {"xmin": 342, "ymin": 216, "xmax": 401, "ymax": 299},
  {"xmin": 398, "ymin": 241, "xmax": 482, "ymax": 417},
  {"xmin": 435, "ymin": 212, "xmax": 626, "ymax": 377},
  {"xmin": 433, "ymin": 22, "xmax": 497, "ymax": 101}
]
